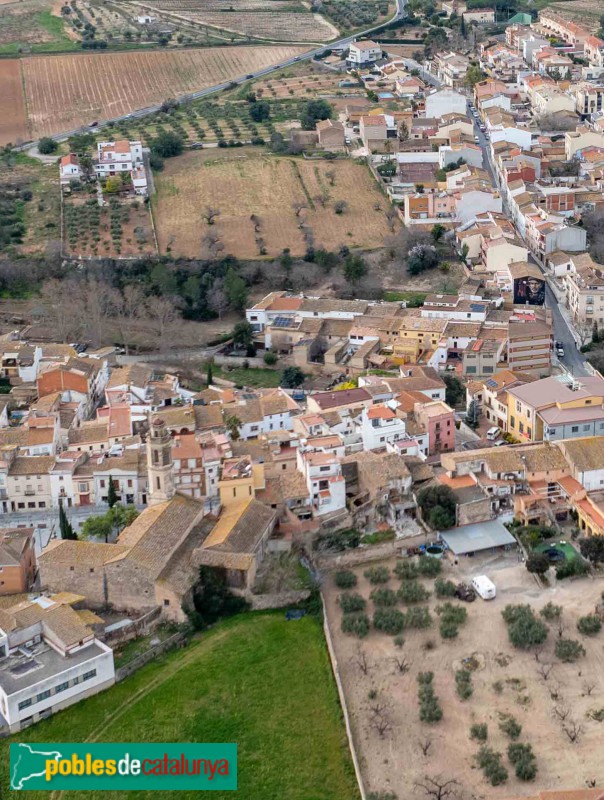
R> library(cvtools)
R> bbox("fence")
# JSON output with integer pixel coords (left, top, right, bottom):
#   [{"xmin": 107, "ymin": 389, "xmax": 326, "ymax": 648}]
[
  {"xmin": 115, "ymin": 631, "xmax": 188, "ymax": 682},
  {"xmin": 102, "ymin": 606, "xmax": 162, "ymax": 646},
  {"xmin": 321, "ymin": 602, "xmax": 366, "ymax": 800}
]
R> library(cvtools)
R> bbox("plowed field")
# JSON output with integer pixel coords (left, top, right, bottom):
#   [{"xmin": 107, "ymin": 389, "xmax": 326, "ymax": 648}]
[
  {"xmin": 0, "ymin": 60, "xmax": 28, "ymax": 145},
  {"xmin": 21, "ymin": 45, "xmax": 309, "ymax": 138}
]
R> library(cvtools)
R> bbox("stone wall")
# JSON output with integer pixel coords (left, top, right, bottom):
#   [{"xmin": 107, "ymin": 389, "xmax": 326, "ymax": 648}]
[
  {"xmin": 248, "ymin": 590, "xmax": 310, "ymax": 611},
  {"xmin": 115, "ymin": 632, "xmax": 188, "ymax": 682}
]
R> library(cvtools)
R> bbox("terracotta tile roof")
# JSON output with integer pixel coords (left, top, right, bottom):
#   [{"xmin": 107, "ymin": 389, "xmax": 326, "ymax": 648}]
[
  {"xmin": 8, "ymin": 455, "xmax": 54, "ymax": 476},
  {"xmin": 0, "ymin": 528, "xmax": 33, "ymax": 566}
]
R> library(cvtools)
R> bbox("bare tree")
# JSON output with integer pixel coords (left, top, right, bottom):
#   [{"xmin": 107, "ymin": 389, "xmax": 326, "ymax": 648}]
[
  {"xmin": 314, "ymin": 193, "xmax": 328, "ymax": 208},
  {"xmin": 40, "ymin": 278, "xmax": 82, "ymax": 343},
  {"xmin": 582, "ymin": 681, "xmax": 596, "ymax": 697},
  {"xmin": 203, "ymin": 206, "xmax": 220, "ymax": 225},
  {"xmin": 145, "ymin": 296, "xmax": 181, "ymax": 352},
  {"xmin": 553, "ymin": 705, "xmax": 570, "ymax": 722},
  {"xmin": 417, "ymin": 738, "xmax": 433, "ymax": 757},
  {"xmin": 392, "ymin": 656, "xmax": 411, "ymax": 674},
  {"xmin": 370, "ymin": 708, "xmax": 392, "ymax": 738},
  {"xmin": 325, "ymin": 169, "xmax": 336, "ymax": 186},
  {"xmin": 72, "ymin": 278, "xmax": 120, "ymax": 349},
  {"xmin": 250, "ymin": 214, "xmax": 262, "ymax": 233},
  {"xmin": 557, "ymin": 618, "xmax": 567, "ymax": 639},
  {"xmin": 562, "ymin": 719, "xmax": 584, "ymax": 743},
  {"xmin": 354, "ymin": 648, "xmax": 371, "ymax": 676},
  {"xmin": 115, "ymin": 283, "xmax": 145, "ymax": 354},
  {"xmin": 202, "ymin": 232, "xmax": 224, "ymax": 259},
  {"xmin": 415, "ymin": 776, "xmax": 461, "ymax": 800},
  {"xmin": 292, "ymin": 201, "xmax": 306, "ymax": 217},
  {"xmin": 537, "ymin": 663, "xmax": 554, "ymax": 681},
  {"xmin": 207, "ymin": 284, "xmax": 228, "ymax": 320}
]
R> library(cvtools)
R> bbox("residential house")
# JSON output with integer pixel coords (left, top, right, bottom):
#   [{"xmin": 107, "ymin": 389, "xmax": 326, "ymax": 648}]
[
  {"xmin": 0, "ymin": 596, "xmax": 115, "ymax": 732},
  {"xmin": 463, "ymin": 8, "xmax": 495, "ymax": 24},
  {"xmin": 316, "ymin": 119, "xmax": 345, "ymax": 151},
  {"xmin": 347, "ymin": 40, "xmax": 382, "ymax": 66},
  {"xmin": 59, "ymin": 154, "xmax": 82, "ymax": 185},
  {"xmin": 507, "ymin": 374, "xmax": 604, "ymax": 442},
  {"xmin": 424, "ymin": 88, "xmax": 467, "ymax": 117}
]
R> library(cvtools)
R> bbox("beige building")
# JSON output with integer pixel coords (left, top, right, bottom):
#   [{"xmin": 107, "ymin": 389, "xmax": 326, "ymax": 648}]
[
  {"xmin": 565, "ymin": 127, "xmax": 604, "ymax": 160},
  {"xmin": 507, "ymin": 319, "xmax": 553, "ymax": 376},
  {"xmin": 565, "ymin": 252, "xmax": 604, "ymax": 332},
  {"xmin": 7, "ymin": 456, "xmax": 53, "ymax": 513}
]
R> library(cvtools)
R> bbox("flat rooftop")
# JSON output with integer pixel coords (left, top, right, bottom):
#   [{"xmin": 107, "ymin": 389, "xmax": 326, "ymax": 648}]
[
  {"xmin": 0, "ymin": 640, "xmax": 106, "ymax": 695},
  {"xmin": 440, "ymin": 519, "xmax": 516, "ymax": 556}
]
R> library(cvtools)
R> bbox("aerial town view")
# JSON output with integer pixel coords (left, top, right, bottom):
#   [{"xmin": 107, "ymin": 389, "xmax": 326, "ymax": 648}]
[{"xmin": 3, "ymin": 0, "xmax": 604, "ymax": 795}]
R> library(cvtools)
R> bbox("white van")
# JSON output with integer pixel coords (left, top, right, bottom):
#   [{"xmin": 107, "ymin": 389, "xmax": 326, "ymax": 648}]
[
  {"xmin": 472, "ymin": 575, "xmax": 496, "ymax": 600},
  {"xmin": 486, "ymin": 426, "xmax": 501, "ymax": 441}
]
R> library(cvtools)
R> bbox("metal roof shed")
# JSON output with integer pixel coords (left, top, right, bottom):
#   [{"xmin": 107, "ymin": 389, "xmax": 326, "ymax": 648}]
[{"xmin": 440, "ymin": 519, "xmax": 516, "ymax": 556}]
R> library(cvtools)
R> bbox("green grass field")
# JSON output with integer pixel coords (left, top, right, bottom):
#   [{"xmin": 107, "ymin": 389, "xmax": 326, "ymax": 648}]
[
  {"xmin": 0, "ymin": 613, "xmax": 359, "ymax": 800},
  {"xmin": 212, "ymin": 364, "xmax": 283, "ymax": 388}
]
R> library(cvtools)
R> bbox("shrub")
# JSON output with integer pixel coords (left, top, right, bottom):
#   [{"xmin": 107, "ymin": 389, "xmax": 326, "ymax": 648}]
[
  {"xmin": 364, "ymin": 566, "xmax": 390, "ymax": 585},
  {"xmin": 470, "ymin": 723, "xmax": 488, "ymax": 741},
  {"xmin": 417, "ymin": 672, "xmax": 443, "ymax": 723},
  {"xmin": 339, "ymin": 593, "xmax": 366, "ymax": 613},
  {"xmin": 577, "ymin": 614, "xmax": 602, "ymax": 636},
  {"xmin": 394, "ymin": 560, "xmax": 419, "ymax": 580},
  {"xmin": 373, "ymin": 608, "xmax": 405, "ymax": 635},
  {"xmin": 263, "ymin": 351, "xmax": 278, "ymax": 366},
  {"xmin": 405, "ymin": 607, "xmax": 432, "ymax": 629},
  {"xmin": 341, "ymin": 613, "xmax": 370, "ymax": 638},
  {"xmin": 334, "ymin": 570, "xmax": 357, "ymax": 589},
  {"xmin": 434, "ymin": 578, "xmax": 456, "ymax": 597},
  {"xmin": 398, "ymin": 580, "xmax": 430, "ymax": 604},
  {"xmin": 555, "ymin": 638, "xmax": 586, "ymax": 662},
  {"xmin": 540, "ymin": 601, "xmax": 562, "ymax": 621},
  {"xmin": 417, "ymin": 555, "xmax": 442, "ymax": 577},
  {"xmin": 502, "ymin": 604, "xmax": 548, "ymax": 649},
  {"xmin": 499, "ymin": 715, "xmax": 522, "ymax": 740},
  {"xmin": 440, "ymin": 618, "xmax": 460, "ymax": 639},
  {"xmin": 436, "ymin": 603, "xmax": 467, "ymax": 625},
  {"xmin": 508, "ymin": 743, "xmax": 537, "ymax": 781},
  {"xmin": 455, "ymin": 669, "xmax": 473, "ymax": 700},
  {"xmin": 556, "ymin": 557, "xmax": 589, "ymax": 580},
  {"xmin": 39, "ymin": 136, "xmax": 58, "ymax": 154},
  {"xmin": 370, "ymin": 588, "xmax": 398, "ymax": 607},
  {"xmin": 477, "ymin": 746, "xmax": 508, "ymax": 786}
]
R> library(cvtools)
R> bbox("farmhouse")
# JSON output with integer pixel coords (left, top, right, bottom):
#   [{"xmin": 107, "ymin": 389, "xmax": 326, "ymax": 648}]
[
  {"xmin": 94, "ymin": 140, "xmax": 148, "ymax": 197},
  {"xmin": 59, "ymin": 154, "xmax": 82, "ymax": 185}
]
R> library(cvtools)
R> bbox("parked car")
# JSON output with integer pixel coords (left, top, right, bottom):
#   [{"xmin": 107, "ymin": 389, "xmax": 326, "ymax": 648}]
[{"xmin": 556, "ymin": 341, "xmax": 564, "ymax": 357}]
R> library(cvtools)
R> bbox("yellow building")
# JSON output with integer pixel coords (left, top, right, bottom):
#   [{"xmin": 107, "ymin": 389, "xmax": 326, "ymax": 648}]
[
  {"xmin": 218, "ymin": 456, "xmax": 265, "ymax": 507},
  {"xmin": 507, "ymin": 375, "xmax": 604, "ymax": 442},
  {"xmin": 391, "ymin": 318, "xmax": 447, "ymax": 364}
]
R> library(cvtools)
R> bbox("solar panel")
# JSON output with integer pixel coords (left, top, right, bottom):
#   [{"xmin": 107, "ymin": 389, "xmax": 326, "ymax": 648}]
[
  {"xmin": 485, "ymin": 379, "xmax": 498, "ymax": 389},
  {"xmin": 470, "ymin": 303, "xmax": 485, "ymax": 312},
  {"xmin": 272, "ymin": 316, "xmax": 293, "ymax": 328}
]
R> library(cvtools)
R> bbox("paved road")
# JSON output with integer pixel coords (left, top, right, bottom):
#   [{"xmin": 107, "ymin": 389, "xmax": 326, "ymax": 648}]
[
  {"xmin": 19, "ymin": 0, "xmax": 407, "ymax": 149},
  {"xmin": 470, "ymin": 100, "xmax": 590, "ymax": 378}
]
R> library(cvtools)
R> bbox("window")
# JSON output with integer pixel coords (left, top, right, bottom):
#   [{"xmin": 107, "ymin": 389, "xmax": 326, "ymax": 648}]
[
  {"xmin": 163, "ymin": 598, "xmax": 170, "ymax": 606},
  {"xmin": 571, "ymin": 425, "xmax": 579, "ymax": 433},
  {"xmin": 55, "ymin": 682, "xmax": 69, "ymax": 693},
  {"xmin": 36, "ymin": 690, "xmax": 51, "ymax": 703},
  {"xmin": 78, "ymin": 483, "xmax": 88, "ymax": 492},
  {"xmin": 466, "ymin": 366, "xmax": 477, "ymax": 374},
  {"xmin": 510, "ymin": 416, "xmax": 515, "ymax": 428},
  {"xmin": 18, "ymin": 698, "xmax": 32, "ymax": 711},
  {"xmin": 583, "ymin": 424, "xmax": 591, "ymax": 431},
  {"xmin": 83, "ymin": 670, "xmax": 97, "ymax": 681},
  {"xmin": 100, "ymin": 480, "xmax": 105, "ymax": 488}
]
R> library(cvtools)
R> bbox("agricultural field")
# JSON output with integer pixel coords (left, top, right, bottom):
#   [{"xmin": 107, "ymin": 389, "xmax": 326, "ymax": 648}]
[
  {"xmin": 96, "ymin": 96, "xmax": 302, "ymax": 149},
  {"xmin": 0, "ymin": 613, "xmax": 360, "ymax": 800},
  {"xmin": 254, "ymin": 72, "xmax": 364, "ymax": 99},
  {"xmin": 0, "ymin": 61, "xmax": 28, "ymax": 146},
  {"xmin": 153, "ymin": 148, "xmax": 396, "ymax": 258},
  {"xmin": 320, "ymin": 0, "xmax": 393, "ymax": 35},
  {"xmin": 545, "ymin": 0, "xmax": 602, "ymax": 33},
  {"xmin": 0, "ymin": 153, "xmax": 61, "ymax": 259},
  {"xmin": 324, "ymin": 554, "xmax": 604, "ymax": 799},
  {"xmin": 139, "ymin": 0, "xmax": 339, "ymax": 41},
  {"xmin": 63, "ymin": 0, "xmax": 245, "ymax": 49},
  {"xmin": 62, "ymin": 193, "xmax": 157, "ymax": 258},
  {"xmin": 20, "ymin": 45, "xmax": 309, "ymax": 138},
  {"xmin": 0, "ymin": 0, "xmax": 76, "ymax": 54}
]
